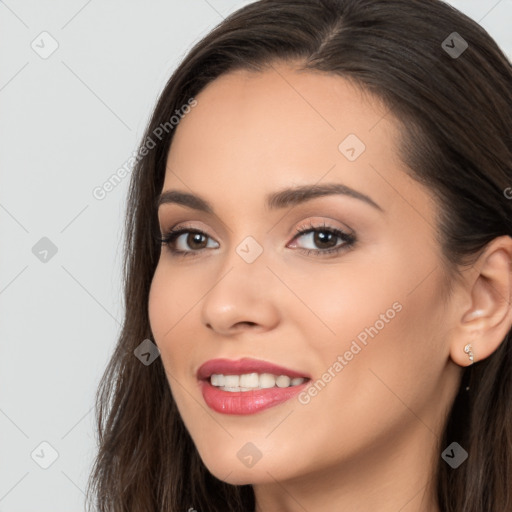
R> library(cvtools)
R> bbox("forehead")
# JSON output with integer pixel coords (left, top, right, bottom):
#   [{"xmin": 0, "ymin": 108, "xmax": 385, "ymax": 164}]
[
  {"xmin": 163, "ymin": 63, "xmax": 430, "ymax": 219},
  {"xmin": 168, "ymin": 63, "xmax": 393, "ymax": 162}
]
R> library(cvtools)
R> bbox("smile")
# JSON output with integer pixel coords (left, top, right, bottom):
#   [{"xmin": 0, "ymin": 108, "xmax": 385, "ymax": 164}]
[
  {"xmin": 211, "ymin": 373, "xmax": 306, "ymax": 391},
  {"xmin": 197, "ymin": 358, "xmax": 311, "ymax": 415}
]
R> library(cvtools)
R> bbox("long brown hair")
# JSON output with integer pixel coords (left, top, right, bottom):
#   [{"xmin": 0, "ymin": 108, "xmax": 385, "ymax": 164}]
[{"xmin": 86, "ymin": 1, "xmax": 512, "ymax": 510}]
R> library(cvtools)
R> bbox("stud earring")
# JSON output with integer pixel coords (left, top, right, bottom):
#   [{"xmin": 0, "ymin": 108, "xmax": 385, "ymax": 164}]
[{"xmin": 464, "ymin": 343, "xmax": 474, "ymax": 365}]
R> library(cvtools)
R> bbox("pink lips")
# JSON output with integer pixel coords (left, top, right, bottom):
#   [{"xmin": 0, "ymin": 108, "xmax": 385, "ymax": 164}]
[{"xmin": 197, "ymin": 357, "xmax": 311, "ymax": 415}]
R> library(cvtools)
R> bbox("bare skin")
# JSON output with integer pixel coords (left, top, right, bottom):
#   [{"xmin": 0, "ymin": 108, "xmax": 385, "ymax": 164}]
[{"xmin": 148, "ymin": 62, "xmax": 512, "ymax": 512}]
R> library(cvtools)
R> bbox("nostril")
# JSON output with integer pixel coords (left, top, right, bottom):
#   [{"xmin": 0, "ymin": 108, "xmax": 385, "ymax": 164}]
[
  {"xmin": 205, "ymin": 320, "xmax": 259, "ymax": 332},
  {"xmin": 237, "ymin": 321, "xmax": 257, "ymax": 328}
]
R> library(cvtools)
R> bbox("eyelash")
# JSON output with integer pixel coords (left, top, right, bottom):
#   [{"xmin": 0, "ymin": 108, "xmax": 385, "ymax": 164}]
[{"xmin": 157, "ymin": 221, "xmax": 356, "ymax": 258}]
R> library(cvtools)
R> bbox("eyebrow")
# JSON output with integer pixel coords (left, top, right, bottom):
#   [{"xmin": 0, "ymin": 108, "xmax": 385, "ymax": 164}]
[{"xmin": 156, "ymin": 183, "xmax": 383, "ymax": 213}]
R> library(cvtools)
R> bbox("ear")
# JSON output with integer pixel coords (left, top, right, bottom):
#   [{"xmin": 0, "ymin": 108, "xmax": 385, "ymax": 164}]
[{"xmin": 449, "ymin": 235, "xmax": 512, "ymax": 367}]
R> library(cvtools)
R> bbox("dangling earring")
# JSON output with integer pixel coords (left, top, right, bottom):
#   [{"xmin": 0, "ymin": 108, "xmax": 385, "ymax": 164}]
[
  {"xmin": 463, "ymin": 343, "xmax": 474, "ymax": 392},
  {"xmin": 464, "ymin": 343, "xmax": 474, "ymax": 365}
]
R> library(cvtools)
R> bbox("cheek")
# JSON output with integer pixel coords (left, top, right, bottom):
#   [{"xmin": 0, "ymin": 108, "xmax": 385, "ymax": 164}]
[
  {"xmin": 281, "ymin": 247, "xmax": 446, "ymax": 402},
  {"xmin": 148, "ymin": 258, "xmax": 207, "ymax": 337},
  {"xmin": 273, "ymin": 252, "xmax": 408, "ymax": 352},
  {"xmin": 148, "ymin": 263, "xmax": 194, "ymax": 369},
  {"xmin": 148, "ymin": 267, "xmax": 204, "ymax": 428},
  {"xmin": 285, "ymin": 270, "xmax": 447, "ymax": 460}
]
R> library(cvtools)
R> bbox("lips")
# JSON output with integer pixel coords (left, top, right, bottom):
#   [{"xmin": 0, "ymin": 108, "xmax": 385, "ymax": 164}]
[
  {"xmin": 197, "ymin": 358, "xmax": 311, "ymax": 415},
  {"xmin": 197, "ymin": 357, "xmax": 311, "ymax": 381}
]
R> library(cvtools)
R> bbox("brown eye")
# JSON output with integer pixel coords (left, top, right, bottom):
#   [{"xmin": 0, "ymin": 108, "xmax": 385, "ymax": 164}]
[
  {"xmin": 186, "ymin": 232, "xmax": 208, "ymax": 250},
  {"xmin": 159, "ymin": 228, "xmax": 220, "ymax": 256},
  {"xmin": 312, "ymin": 230, "xmax": 338, "ymax": 249},
  {"xmin": 288, "ymin": 223, "xmax": 356, "ymax": 256}
]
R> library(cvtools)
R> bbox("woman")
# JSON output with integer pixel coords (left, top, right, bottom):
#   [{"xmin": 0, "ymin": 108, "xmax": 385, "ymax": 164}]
[{"xmin": 86, "ymin": 1, "xmax": 512, "ymax": 510}]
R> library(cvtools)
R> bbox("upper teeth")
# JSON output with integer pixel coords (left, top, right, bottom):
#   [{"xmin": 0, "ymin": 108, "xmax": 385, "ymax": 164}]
[{"xmin": 210, "ymin": 373, "xmax": 306, "ymax": 391}]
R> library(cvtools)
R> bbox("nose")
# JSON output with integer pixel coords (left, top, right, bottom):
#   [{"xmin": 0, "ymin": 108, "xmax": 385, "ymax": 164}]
[{"xmin": 200, "ymin": 248, "xmax": 280, "ymax": 336}]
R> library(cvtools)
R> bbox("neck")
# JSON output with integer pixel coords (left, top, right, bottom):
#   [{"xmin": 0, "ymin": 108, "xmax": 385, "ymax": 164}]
[{"xmin": 253, "ymin": 420, "xmax": 442, "ymax": 512}]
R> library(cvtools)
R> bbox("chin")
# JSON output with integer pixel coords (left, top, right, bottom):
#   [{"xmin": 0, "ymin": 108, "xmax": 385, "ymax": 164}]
[{"xmin": 198, "ymin": 449, "xmax": 290, "ymax": 486}]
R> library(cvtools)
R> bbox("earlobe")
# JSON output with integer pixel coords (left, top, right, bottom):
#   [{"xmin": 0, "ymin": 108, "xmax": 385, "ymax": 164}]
[
  {"xmin": 463, "ymin": 343, "xmax": 474, "ymax": 365},
  {"xmin": 451, "ymin": 336, "xmax": 477, "ymax": 368},
  {"xmin": 449, "ymin": 235, "xmax": 512, "ymax": 367}
]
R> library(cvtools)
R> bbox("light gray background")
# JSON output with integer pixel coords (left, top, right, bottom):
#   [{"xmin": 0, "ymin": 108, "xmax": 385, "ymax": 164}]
[{"xmin": 1, "ymin": 1, "xmax": 510, "ymax": 510}]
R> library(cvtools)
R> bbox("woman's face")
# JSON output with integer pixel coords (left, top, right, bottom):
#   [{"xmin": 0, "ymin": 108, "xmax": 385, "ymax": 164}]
[{"xmin": 148, "ymin": 63, "xmax": 462, "ymax": 487}]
